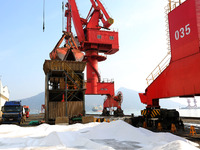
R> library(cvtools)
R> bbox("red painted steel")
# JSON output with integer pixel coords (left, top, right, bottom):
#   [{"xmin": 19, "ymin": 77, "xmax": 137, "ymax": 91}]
[
  {"xmin": 85, "ymin": 29, "xmax": 119, "ymax": 53},
  {"xmin": 69, "ymin": 0, "xmax": 121, "ymax": 110},
  {"xmin": 49, "ymin": 0, "xmax": 122, "ymax": 111},
  {"xmin": 95, "ymin": 0, "xmax": 114, "ymax": 28},
  {"xmin": 139, "ymin": 0, "xmax": 200, "ymax": 108},
  {"xmin": 169, "ymin": 0, "xmax": 199, "ymax": 62},
  {"xmin": 65, "ymin": 3, "xmax": 72, "ymax": 33},
  {"xmin": 68, "ymin": 0, "xmax": 85, "ymax": 43}
]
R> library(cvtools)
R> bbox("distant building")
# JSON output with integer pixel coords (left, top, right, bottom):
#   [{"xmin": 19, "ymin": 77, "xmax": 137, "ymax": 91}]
[{"xmin": 0, "ymin": 80, "xmax": 9, "ymax": 117}]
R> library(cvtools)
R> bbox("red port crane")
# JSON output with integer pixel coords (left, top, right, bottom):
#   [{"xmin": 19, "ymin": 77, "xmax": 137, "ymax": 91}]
[
  {"xmin": 50, "ymin": 0, "xmax": 123, "ymax": 116},
  {"xmin": 138, "ymin": 0, "xmax": 200, "ymax": 128},
  {"xmin": 140, "ymin": 0, "xmax": 200, "ymax": 108}
]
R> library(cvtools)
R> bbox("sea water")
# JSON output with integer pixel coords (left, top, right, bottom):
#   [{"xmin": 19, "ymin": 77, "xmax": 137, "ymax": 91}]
[{"xmin": 177, "ymin": 108, "xmax": 200, "ymax": 117}]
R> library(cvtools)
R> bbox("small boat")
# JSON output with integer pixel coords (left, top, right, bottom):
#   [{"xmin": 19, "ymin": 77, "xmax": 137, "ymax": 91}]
[{"xmin": 92, "ymin": 105, "xmax": 103, "ymax": 112}]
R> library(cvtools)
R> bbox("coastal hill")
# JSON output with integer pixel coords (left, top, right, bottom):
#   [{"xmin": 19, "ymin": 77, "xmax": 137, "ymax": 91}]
[{"xmin": 12, "ymin": 87, "xmax": 185, "ymax": 114}]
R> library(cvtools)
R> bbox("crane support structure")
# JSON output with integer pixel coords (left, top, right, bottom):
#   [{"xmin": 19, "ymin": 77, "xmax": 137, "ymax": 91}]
[
  {"xmin": 139, "ymin": 0, "xmax": 200, "ymax": 108},
  {"xmin": 50, "ymin": 0, "xmax": 123, "ymax": 116}
]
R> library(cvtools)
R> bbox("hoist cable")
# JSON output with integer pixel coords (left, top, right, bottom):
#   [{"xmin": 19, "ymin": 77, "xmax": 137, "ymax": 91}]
[
  {"xmin": 43, "ymin": 0, "xmax": 45, "ymax": 32},
  {"xmin": 62, "ymin": 1, "xmax": 64, "ymax": 32}
]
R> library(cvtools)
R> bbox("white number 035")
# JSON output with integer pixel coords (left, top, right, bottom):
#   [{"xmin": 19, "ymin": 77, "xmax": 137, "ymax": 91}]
[{"xmin": 175, "ymin": 24, "xmax": 191, "ymax": 40}]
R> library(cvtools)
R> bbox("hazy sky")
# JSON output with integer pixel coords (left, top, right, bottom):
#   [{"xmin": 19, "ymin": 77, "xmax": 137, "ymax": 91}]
[{"xmin": 0, "ymin": 0, "xmax": 171, "ymax": 100}]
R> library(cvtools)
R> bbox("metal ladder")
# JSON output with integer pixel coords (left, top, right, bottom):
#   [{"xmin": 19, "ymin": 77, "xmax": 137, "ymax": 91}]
[{"xmin": 64, "ymin": 64, "xmax": 83, "ymax": 100}]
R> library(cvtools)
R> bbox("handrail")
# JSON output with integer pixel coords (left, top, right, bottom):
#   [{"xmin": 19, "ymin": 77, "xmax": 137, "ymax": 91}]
[
  {"xmin": 146, "ymin": 0, "xmax": 185, "ymax": 86},
  {"xmin": 64, "ymin": 64, "xmax": 82, "ymax": 89},
  {"xmin": 165, "ymin": 3, "xmax": 171, "ymax": 53},
  {"xmin": 167, "ymin": 0, "xmax": 186, "ymax": 12},
  {"xmin": 146, "ymin": 52, "xmax": 171, "ymax": 86}
]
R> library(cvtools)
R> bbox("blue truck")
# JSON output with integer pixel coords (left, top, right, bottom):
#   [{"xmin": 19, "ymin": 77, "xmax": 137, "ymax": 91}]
[{"xmin": 1, "ymin": 101, "xmax": 26, "ymax": 125}]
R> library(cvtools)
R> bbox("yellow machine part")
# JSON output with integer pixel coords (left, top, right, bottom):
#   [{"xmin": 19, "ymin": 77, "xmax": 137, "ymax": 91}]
[{"xmin": 141, "ymin": 109, "xmax": 160, "ymax": 118}]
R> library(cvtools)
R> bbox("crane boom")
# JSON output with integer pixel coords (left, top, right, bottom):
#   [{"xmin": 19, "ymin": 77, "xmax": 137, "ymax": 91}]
[
  {"xmin": 68, "ymin": 0, "xmax": 85, "ymax": 43},
  {"xmin": 49, "ymin": 0, "xmax": 123, "ymax": 116}
]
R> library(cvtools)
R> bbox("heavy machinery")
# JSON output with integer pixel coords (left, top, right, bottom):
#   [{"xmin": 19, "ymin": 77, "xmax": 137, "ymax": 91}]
[
  {"xmin": 1, "ymin": 101, "xmax": 26, "ymax": 124},
  {"xmin": 50, "ymin": 0, "xmax": 123, "ymax": 116},
  {"xmin": 138, "ymin": 0, "xmax": 200, "ymax": 128}
]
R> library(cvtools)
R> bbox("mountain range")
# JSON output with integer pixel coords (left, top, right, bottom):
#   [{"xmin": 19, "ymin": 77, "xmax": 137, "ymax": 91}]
[{"xmin": 13, "ymin": 87, "xmax": 186, "ymax": 114}]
